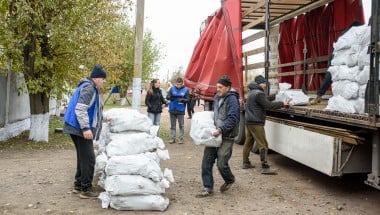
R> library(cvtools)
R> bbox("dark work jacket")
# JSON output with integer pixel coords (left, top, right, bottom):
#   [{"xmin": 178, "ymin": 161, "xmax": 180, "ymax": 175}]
[
  {"xmin": 145, "ymin": 87, "xmax": 166, "ymax": 113},
  {"xmin": 213, "ymin": 90, "xmax": 240, "ymax": 140},
  {"xmin": 245, "ymin": 82, "xmax": 283, "ymax": 126}
]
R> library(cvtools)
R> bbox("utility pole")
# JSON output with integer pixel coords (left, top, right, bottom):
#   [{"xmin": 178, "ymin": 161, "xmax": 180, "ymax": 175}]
[{"xmin": 132, "ymin": 0, "xmax": 145, "ymax": 111}]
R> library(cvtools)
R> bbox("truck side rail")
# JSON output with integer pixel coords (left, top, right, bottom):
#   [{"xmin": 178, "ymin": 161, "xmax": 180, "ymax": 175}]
[{"xmin": 269, "ymin": 106, "xmax": 380, "ymax": 129}]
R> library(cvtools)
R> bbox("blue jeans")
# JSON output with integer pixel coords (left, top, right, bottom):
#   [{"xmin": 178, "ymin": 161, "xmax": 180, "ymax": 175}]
[
  {"xmin": 201, "ymin": 140, "xmax": 235, "ymax": 190},
  {"xmin": 169, "ymin": 113, "xmax": 184, "ymax": 140},
  {"xmin": 148, "ymin": 112, "xmax": 161, "ymax": 126}
]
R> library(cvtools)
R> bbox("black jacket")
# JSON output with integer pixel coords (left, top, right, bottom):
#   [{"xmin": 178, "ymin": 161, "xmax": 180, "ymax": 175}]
[
  {"xmin": 145, "ymin": 87, "xmax": 166, "ymax": 113},
  {"xmin": 245, "ymin": 82, "xmax": 283, "ymax": 126}
]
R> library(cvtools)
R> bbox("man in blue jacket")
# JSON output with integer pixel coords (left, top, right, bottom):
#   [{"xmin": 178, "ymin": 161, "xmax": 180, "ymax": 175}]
[
  {"xmin": 166, "ymin": 77, "xmax": 189, "ymax": 144},
  {"xmin": 63, "ymin": 64, "xmax": 106, "ymax": 199},
  {"xmin": 196, "ymin": 75, "xmax": 240, "ymax": 198}
]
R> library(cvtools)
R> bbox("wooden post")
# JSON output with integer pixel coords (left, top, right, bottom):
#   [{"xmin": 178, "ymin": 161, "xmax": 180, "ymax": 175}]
[{"xmin": 132, "ymin": 0, "xmax": 145, "ymax": 111}]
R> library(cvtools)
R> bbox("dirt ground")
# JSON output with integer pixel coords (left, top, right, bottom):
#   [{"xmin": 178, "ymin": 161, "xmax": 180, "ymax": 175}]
[{"xmin": 1, "ymin": 104, "xmax": 380, "ymax": 215}]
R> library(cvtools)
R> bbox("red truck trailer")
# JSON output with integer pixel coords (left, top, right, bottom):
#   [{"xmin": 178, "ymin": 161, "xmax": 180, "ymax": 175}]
[{"xmin": 184, "ymin": 0, "xmax": 379, "ymax": 190}]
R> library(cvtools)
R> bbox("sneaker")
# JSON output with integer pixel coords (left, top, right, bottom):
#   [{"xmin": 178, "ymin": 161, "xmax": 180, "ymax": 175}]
[
  {"xmin": 261, "ymin": 167, "xmax": 278, "ymax": 175},
  {"xmin": 242, "ymin": 162, "xmax": 255, "ymax": 169},
  {"xmin": 72, "ymin": 186, "xmax": 82, "ymax": 194},
  {"xmin": 79, "ymin": 187, "xmax": 99, "ymax": 199},
  {"xmin": 168, "ymin": 139, "xmax": 176, "ymax": 144},
  {"xmin": 195, "ymin": 188, "xmax": 214, "ymax": 198},
  {"xmin": 220, "ymin": 181, "xmax": 234, "ymax": 192},
  {"xmin": 309, "ymin": 96, "xmax": 322, "ymax": 105},
  {"xmin": 177, "ymin": 139, "xmax": 184, "ymax": 144}
]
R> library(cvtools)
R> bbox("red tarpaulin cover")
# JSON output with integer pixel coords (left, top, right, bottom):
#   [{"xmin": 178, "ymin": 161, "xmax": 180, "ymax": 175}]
[
  {"xmin": 278, "ymin": 0, "xmax": 365, "ymax": 91},
  {"xmin": 184, "ymin": 0, "xmax": 242, "ymax": 100}
]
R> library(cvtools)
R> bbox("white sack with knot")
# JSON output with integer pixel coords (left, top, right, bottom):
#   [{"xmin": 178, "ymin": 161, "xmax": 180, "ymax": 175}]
[
  {"xmin": 104, "ymin": 108, "xmax": 153, "ymax": 133},
  {"xmin": 275, "ymin": 83, "xmax": 309, "ymax": 106},
  {"xmin": 190, "ymin": 111, "xmax": 222, "ymax": 147},
  {"xmin": 106, "ymin": 132, "xmax": 165, "ymax": 157},
  {"xmin": 104, "ymin": 175, "xmax": 168, "ymax": 196},
  {"xmin": 105, "ymin": 154, "xmax": 164, "ymax": 182}
]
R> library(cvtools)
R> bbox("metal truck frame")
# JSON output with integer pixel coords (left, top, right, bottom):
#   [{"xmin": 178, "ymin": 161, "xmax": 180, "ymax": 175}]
[{"xmin": 238, "ymin": 0, "xmax": 379, "ymax": 190}]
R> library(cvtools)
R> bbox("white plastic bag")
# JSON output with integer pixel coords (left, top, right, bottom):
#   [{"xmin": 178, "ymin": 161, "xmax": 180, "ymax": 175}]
[{"xmin": 190, "ymin": 111, "xmax": 222, "ymax": 147}]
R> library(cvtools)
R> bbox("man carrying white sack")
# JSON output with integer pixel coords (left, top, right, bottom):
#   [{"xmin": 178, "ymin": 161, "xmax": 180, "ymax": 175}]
[
  {"xmin": 242, "ymin": 75, "xmax": 289, "ymax": 175},
  {"xmin": 196, "ymin": 75, "xmax": 240, "ymax": 198}
]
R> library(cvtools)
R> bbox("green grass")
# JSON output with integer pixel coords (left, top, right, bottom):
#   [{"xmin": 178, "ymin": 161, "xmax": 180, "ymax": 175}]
[{"xmin": 0, "ymin": 116, "xmax": 73, "ymax": 151}]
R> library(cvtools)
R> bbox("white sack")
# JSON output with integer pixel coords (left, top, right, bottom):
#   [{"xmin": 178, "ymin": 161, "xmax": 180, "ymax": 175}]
[
  {"xmin": 359, "ymin": 84, "xmax": 367, "ymax": 99},
  {"xmin": 331, "ymin": 80, "xmax": 359, "ymax": 100},
  {"xmin": 189, "ymin": 111, "xmax": 222, "ymax": 147},
  {"xmin": 163, "ymin": 168, "xmax": 175, "ymax": 183},
  {"xmin": 105, "ymin": 154, "xmax": 164, "ymax": 182},
  {"xmin": 358, "ymin": 48, "xmax": 370, "ymax": 70},
  {"xmin": 331, "ymin": 45, "xmax": 360, "ymax": 67},
  {"xmin": 104, "ymin": 108, "xmax": 153, "ymax": 133},
  {"xmin": 354, "ymin": 65, "xmax": 370, "ymax": 85},
  {"xmin": 333, "ymin": 25, "xmax": 369, "ymax": 51},
  {"xmin": 105, "ymin": 175, "xmax": 167, "ymax": 196},
  {"xmin": 109, "ymin": 194, "xmax": 169, "ymax": 211},
  {"xmin": 325, "ymin": 95, "xmax": 356, "ymax": 113},
  {"xmin": 328, "ymin": 65, "xmax": 360, "ymax": 82},
  {"xmin": 106, "ymin": 132, "xmax": 165, "ymax": 157},
  {"xmin": 275, "ymin": 89, "xmax": 309, "ymax": 106},
  {"xmin": 95, "ymin": 152, "xmax": 108, "ymax": 174}
]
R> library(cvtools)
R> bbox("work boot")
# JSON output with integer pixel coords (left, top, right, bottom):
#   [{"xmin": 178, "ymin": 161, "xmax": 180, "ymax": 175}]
[
  {"xmin": 261, "ymin": 163, "xmax": 278, "ymax": 175},
  {"xmin": 168, "ymin": 139, "xmax": 176, "ymax": 144},
  {"xmin": 242, "ymin": 161, "xmax": 255, "ymax": 169},
  {"xmin": 309, "ymin": 96, "xmax": 322, "ymax": 105},
  {"xmin": 177, "ymin": 138, "xmax": 184, "ymax": 144},
  {"xmin": 79, "ymin": 187, "xmax": 99, "ymax": 199},
  {"xmin": 220, "ymin": 180, "xmax": 235, "ymax": 192}
]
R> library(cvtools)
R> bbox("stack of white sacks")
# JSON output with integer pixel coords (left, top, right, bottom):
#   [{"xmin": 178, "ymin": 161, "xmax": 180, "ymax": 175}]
[
  {"xmin": 94, "ymin": 108, "xmax": 174, "ymax": 211},
  {"xmin": 325, "ymin": 25, "xmax": 371, "ymax": 114}
]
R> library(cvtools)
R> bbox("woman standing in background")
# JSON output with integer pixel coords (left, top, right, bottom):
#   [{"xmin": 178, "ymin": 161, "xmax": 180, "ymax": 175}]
[{"xmin": 145, "ymin": 79, "xmax": 167, "ymax": 128}]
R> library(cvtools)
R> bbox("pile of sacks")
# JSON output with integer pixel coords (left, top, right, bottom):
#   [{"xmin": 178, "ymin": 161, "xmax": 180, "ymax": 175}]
[
  {"xmin": 325, "ymin": 25, "xmax": 371, "ymax": 114},
  {"xmin": 189, "ymin": 111, "xmax": 222, "ymax": 147},
  {"xmin": 94, "ymin": 108, "xmax": 174, "ymax": 211}
]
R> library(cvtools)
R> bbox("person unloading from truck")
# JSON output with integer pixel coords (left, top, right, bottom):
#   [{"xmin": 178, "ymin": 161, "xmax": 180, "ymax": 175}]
[
  {"xmin": 242, "ymin": 75, "xmax": 289, "ymax": 175},
  {"xmin": 196, "ymin": 75, "xmax": 240, "ymax": 197},
  {"xmin": 309, "ymin": 20, "xmax": 364, "ymax": 105}
]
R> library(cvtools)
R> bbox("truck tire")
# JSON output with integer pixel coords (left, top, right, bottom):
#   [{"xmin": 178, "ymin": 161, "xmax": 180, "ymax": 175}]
[
  {"xmin": 234, "ymin": 112, "xmax": 246, "ymax": 145},
  {"xmin": 251, "ymin": 141, "xmax": 259, "ymax": 154}
]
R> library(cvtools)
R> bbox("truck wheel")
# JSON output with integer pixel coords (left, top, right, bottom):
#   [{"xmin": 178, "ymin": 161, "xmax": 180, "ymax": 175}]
[
  {"xmin": 251, "ymin": 141, "xmax": 259, "ymax": 154},
  {"xmin": 234, "ymin": 112, "xmax": 246, "ymax": 145}
]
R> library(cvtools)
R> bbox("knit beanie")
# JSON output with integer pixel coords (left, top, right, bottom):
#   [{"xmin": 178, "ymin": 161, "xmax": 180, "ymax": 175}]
[
  {"xmin": 254, "ymin": 75, "xmax": 267, "ymax": 84},
  {"xmin": 90, "ymin": 64, "xmax": 107, "ymax": 79},
  {"xmin": 217, "ymin": 75, "xmax": 232, "ymax": 87}
]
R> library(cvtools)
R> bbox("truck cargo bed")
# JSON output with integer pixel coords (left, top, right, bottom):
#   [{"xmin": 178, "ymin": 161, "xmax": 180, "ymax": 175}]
[{"xmin": 268, "ymin": 99, "xmax": 380, "ymax": 130}]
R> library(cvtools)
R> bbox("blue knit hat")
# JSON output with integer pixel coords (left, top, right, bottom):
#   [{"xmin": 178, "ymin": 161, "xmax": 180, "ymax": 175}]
[
  {"xmin": 255, "ymin": 75, "xmax": 267, "ymax": 84},
  {"xmin": 90, "ymin": 64, "xmax": 107, "ymax": 79}
]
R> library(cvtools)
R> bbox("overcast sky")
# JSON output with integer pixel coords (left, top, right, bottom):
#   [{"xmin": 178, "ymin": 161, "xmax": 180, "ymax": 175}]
[
  {"xmin": 143, "ymin": 0, "xmax": 221, "ymax": 81},
  {"xmin": 141, "ymin": 0, "xmax": 371, "ymax": 82}
]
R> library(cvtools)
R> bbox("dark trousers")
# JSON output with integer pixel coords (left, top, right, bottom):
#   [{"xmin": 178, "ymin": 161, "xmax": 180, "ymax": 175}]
[
  {"xmin": 201, "ymin": 140, "xmax": 235, "ymax": 190},
  {"xmin": 317, "ymin": 71, "xmax": 332, "ymax": 96},
  {"xmin": 70, "ymin": 134, "xmax": 95, "ymax": 189},
  {"xmin": 187, "ymin": 99, "xmax": 195, "ymax": 118}
]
